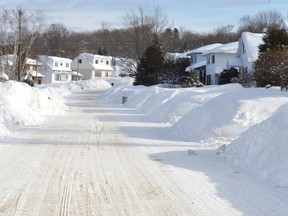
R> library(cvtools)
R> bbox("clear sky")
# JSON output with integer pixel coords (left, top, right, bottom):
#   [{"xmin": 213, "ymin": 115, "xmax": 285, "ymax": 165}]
[{"xmin": 2, "ymin": 0, "xmax": 288, "ymax": 33}]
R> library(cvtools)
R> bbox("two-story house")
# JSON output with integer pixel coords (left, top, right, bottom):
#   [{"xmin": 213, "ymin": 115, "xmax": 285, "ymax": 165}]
[
  {"xmin": 38, "ymin": 55, "xmax": 74, "ymax": 84},
  {"xmin": 25, "ymin": 58, "xmax": 44, "ymax": 84},
  {"xmin": 71, "ymin": 53, "xmax": 114, "ymax": 80},
  {"xmin": 185, "ymin": 43, "xmax": 222, "ymax": 83},
  {"xmin": 203, "ymin": 42, "xmax": 239, "ymax": 85}
]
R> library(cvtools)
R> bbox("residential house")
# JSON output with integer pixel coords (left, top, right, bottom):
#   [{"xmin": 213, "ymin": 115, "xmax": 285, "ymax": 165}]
[
  {"xmin": 38, "ymin": 55, "xmax": 76, "ymax": 84},
  {"xmin": 184, "ymin": 43, "xmax": 222, "ymax": 83},
  {"xmin": 202, "ymin": 42, "xmax": 239, "ymax": 85},
  {"xmin": 71, "ymin": 53, "xmax": 113, "ymax": 80},
  {"xmin": 0, "ymin": 55, "xmax": 44, "ymax": 83},
  {"xmin": 227, "ymin": 32, "xmax": 264, "ymax": 76},
  {"xmin": 112, "ymin": 57, "xmax": 137, "ymax": 77},
  {"xmin": 24, "ymin": 58, "xmax": 44, "ymax": 84}
]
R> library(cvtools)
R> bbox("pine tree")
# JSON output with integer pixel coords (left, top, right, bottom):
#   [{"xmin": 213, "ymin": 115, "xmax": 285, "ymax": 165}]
[{"xmin": 134, "ymin": 44, "xmax": 164, "ymax": 86}]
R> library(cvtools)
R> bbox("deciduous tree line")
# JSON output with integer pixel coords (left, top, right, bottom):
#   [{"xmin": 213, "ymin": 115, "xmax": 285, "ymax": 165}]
[{"xmin": 0, "ymin": 5, "xmax": 284, "ymax": 81}]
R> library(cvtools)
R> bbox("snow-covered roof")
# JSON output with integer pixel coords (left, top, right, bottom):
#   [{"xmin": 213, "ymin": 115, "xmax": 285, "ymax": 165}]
[
  {"xmin": 165, "ymin": 52, "xmax": 188, "ymax": 61},
  {"xmin": 283, "ymin": 18, "xmax": 288, "ymax": 29},
  {"xmin": 202, "ymin": 42, "xmax": 239, "ymax": 55},
  {"xmin": 49, "ymin": 56, "xmax": 72, "ymax": 63},
  {"xmin": 71, "ymin": 71, "xmax": 84, "ymax": 77},
  {"xmin": 236, "ymin": 32, "xmax": 264, "ymax": 62},
  {"xmin": 185, "ymin": 60, "xmax": 206, "ymax": 71},
  {"xmin": 26, "ymin": 58, "xmax": 42, "ymax": 65},
  {"xmin": 27, "ymin": 70, "xmax": 45, "ymax": 77},
  {"xmin": 184, "ymin": 43, "xmax": 223, "ymax": 55},
  {"xmin": 80, "ymin": 53, "xmax": 113, "ymax": 60}
]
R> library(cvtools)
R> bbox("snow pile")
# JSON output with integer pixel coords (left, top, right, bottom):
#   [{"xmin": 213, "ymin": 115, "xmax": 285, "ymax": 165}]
[
  {"xmin": 225, "ymin": 103, "xmax": 288, "ymax": 187},
  {"xmin": 0, "ymin": 78, "xmax": 112, "ymax": 138},
  {"xmin": 99, "ymin": 83, "xmax": 288, "ymax": 187},
  {"xmin": 3, "ymin": 77, "xmax": 288, "ymax": 187}
]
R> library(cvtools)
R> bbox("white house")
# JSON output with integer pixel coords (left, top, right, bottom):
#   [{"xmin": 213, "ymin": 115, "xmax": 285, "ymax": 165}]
[
  {"xmin": 184, "ymin": 43, "xmax": 222, "ymax": 83},
  {"xmin": 38, "ymin": 55, "xmax": 74, "ymax": 84},
  {"xmin": 227, "ymin": 32, "xmax": 264, "ymax": 76},
  {"xmin": 184, "ymin": 43, "xmax": 223, "ymax": 71},
  {"xmin": 203, "ymin": 41, "xmax": 239, "ymax": 85},
  {"xmin": 71, "ymin": 53, "xmax": 114, "ymax": 80},
  {"xmin": 0, "ymin": 55, "xmax": 44, "ymax": 83},
  {"xmin": 112, "ymin": 57, "xmax": 137, "ymax": 77},
  {"xmin": 24, "ymin": 58, "xmax": 44, "ymax": 84}
]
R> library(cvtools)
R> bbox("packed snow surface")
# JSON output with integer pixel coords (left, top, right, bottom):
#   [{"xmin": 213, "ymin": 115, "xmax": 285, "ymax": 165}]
[{"xmin": 1, "ymin": 77, "xmax": 288, "ymax": 215}]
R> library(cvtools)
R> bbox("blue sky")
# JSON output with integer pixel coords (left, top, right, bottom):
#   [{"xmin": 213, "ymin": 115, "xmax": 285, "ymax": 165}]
[{"xmin": 2, "ymin": 0, "xmax": 288, "ymax": 32}]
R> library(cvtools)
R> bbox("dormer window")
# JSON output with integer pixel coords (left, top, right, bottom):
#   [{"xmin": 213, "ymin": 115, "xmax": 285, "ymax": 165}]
[
  {"xmin": 55, "ymin": 62, "xmax": 58, "ymax": 67},
  {"xmin": 95, "ymin": 60, "xmax": 98, "ymax": 64},
  {"xmin": 106, "ymin": 61, "xmax": 109, "ymax": 65}
]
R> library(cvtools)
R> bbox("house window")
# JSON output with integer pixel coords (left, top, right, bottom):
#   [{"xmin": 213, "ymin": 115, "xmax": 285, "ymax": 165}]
[
  {"xmin": 212, "ymin": 55, "xmax": 215, "ymax": 64},
  {"xmin": 242, "ymin": 44, "xmax": 246, "ymax": 54},
  {"xmin": 207, "ymin": 56, "xmax": 210, "ymax": 65},
  {"xmin": 60, "ymin": 63, "xmax": 63, "ymax": 66},
  {"xmin": 95, "ymin": 60, "xmax": 98, "ymax": 64},
  {"xmin": 66, "ymin": 63, "xmax": 69, "ymax": 68},
  {"xmin": 55, "ymin": 62, "xmax": 58, "ymax": 67},
  {"xmin": 106, "ymin": 61, "xmax": 109, "ymax": 65},
  {"xmin": 78, "ymin": 59, "xmax": 82, "ymax": 64}
]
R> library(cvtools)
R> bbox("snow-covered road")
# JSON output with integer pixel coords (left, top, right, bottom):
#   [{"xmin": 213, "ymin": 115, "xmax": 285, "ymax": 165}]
[{"xmin": 0, "ymin": 89, "xmax": 287, "ymax": 216}]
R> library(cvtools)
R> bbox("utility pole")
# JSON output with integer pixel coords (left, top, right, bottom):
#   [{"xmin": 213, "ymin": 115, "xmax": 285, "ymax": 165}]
[{"xmin": 17, "ymin": 9, "xmax": 23, "ymax": 80}]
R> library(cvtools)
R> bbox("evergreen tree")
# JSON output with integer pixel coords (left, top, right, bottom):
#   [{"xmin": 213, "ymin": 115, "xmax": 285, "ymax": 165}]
[
  {"xmin": 254, "ymin": 27, "xmax": 288, "ymax": 89},
  {"xmin": 134, "ymin": 44, "xmax": 164, "ymax": 86},
  {"xmin": 259, "ymin": 27, "xmax": 288, "ymax": 53}
]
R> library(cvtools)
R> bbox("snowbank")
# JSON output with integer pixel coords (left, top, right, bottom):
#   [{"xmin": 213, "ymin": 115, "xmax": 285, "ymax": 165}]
[
  {"xmin": 99, "ymin": 83, "xmax": 288, "ymax": 187},
  {"xmin": 3, "ymin": 77, "xmax": 288, "ymax": 187},
  {"xmin": 0, "ymin": 78, "xmax": 113, "ymax": 138}
]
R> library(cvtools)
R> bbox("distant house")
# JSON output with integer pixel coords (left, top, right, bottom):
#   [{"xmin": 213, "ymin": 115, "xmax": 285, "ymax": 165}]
[
  {"xmin": 24, "ymin": 58, "xmax": 44, "ymax": 84},
  {"xmin": 184, "ymin": 43, "xmax": 222, "ymax": 83},
  {"xmin": 38, "ymin": 55, "xmax": 78, "ymax": 84},
  {"xmin": 71, "ymin": 53, "xmax": 113, "ymax": 80},
  {"xmin": 227, "ymin": 32, "xmax": 264, "ymax": 76},
  {"xmin": 112, "ymin": 57, "xmax": 137, "ymax": 77},
  {"xmin": 0, "ymin": 55, "xmax": 44, "ymax": 83},
  {"xmin": 202, "ymin": 42, "xmax": 239, "ymax": 85}
]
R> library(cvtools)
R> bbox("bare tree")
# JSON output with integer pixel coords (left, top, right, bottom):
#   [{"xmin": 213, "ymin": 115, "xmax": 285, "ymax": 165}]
[
  {"xmin": 0, "ymin": 8, "xmax": 44, "ymax": 80},
  {"xmin": 123, "ymin": 5, "xmax": 169, "ymax": 61},
  {"xmin": 42, "ymin": 23, "xmax": 71, "ymax": 57},
  {"xmin": 237, "ymin": 9, "xmax": 283, "ymax": 33}
]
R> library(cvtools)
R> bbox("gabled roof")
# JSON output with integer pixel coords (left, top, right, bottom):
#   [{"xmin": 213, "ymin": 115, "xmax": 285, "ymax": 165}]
[
  {"xmin": 202, "ymin": 42, "xmax": 239, "ymax": 55},
  {"xmin": 236, "ymin": 32, "xmax": 264, "ymax": 62},
  {"xmin": 283, "ymin": 18, "xmax": 288, "ymax": 30},
  {"xmin": 184, "ymin": 43, "xmax": 223, "ymax": 55}
]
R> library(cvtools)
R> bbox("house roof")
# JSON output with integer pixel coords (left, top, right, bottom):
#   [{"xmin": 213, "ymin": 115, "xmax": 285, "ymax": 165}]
[
  {"xmin": 202, "ymin": 42, "xmax": 239, "ymax": 55},
  {"xmin": 184, "ymin": 43, "xmax": 223, "ymax": 55},
  {"xmin": 26, "ymin": 58, "xmax": 42, "ymax": 65},
  {"xmin": 283, "ymin": 18, "xmax": 288, "ymax": 29},
  {"xmin": 27, "ymin": 70, "xmax": 45, "ymax": 77},
  {"xmin": 185, "ymin": 60, "xmax": 206, "ymax": 71},
  {"xmin": 78, "ymin": 53, "xmax": 114, "ymax": 71},
  {"xmin": 236, "ymin": 32, "xmax": 264, "ymax": 62},
  {"xmin": 80, "ymin": 53, "xmax": 113, "ymax": 60}
]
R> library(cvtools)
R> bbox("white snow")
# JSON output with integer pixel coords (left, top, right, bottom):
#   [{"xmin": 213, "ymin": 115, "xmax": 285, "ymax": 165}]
[
  {"xmin": 1, "ymin": 77, "xmax": 288, "ymax": 215},
  {"xmin": 202, "ymin": 41, "xmax": 239, "ymax": 55}
]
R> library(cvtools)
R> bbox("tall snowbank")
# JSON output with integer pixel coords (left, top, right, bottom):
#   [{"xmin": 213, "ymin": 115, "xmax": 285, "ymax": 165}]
[{"xmin": 99, "ymin": 83, "xmax": 288, "ymax": 186}]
